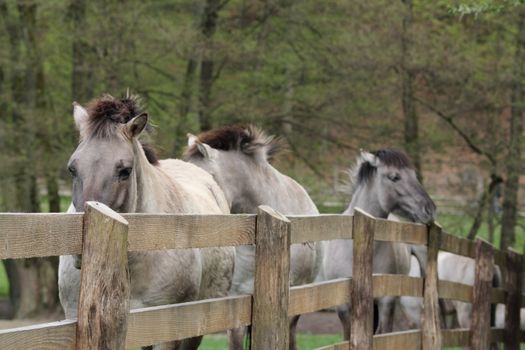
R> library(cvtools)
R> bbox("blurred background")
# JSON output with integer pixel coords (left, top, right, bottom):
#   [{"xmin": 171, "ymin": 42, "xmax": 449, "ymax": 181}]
[{"xmin": 0, "ymin": 0, "xmax": 523, "ymax": 343}]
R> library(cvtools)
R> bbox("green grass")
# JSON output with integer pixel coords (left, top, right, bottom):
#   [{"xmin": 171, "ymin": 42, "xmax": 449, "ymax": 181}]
[
  {"xmin": 199, "ymin": 334, "xmax": 343, "ymax": 350},
  {"xmin": 38, "ymin": 195, "xmax": 72, "ymax": 213},
  {"xmin": 0, "ymin": 262, "xmax": 7, "ymax": 297}
]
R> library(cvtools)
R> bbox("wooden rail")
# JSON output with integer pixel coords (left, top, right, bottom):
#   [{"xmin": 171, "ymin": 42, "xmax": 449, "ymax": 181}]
[{"xmin": 0, "ymin": 204, "xmax": 521, "ymax": 349}]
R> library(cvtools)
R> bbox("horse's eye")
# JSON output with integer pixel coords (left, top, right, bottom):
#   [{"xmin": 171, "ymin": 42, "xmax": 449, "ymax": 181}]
[
  {"xmin": 68, "ymin": 166, "xmax": 77, "ymax": 177},
  {"xmin": 118, "ymin": 167, "xmax": 132, "ymax": 180},
  {"xmin": 388, "ymin": 173, "xmax": 401, "ymax": 182}
]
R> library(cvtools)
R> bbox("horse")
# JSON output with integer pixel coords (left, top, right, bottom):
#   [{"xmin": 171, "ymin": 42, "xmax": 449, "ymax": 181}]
[
  {"xmin": 438, "ymin": 252, "xmax": 502, "ymax": 350},
  {"xmin": 393, "ymin": 255, "xmax": 423, "ymax": 331},
  {"xmin": 322, "ymin": 149, "xmax": 436, "ymax": 338},
  {"xmin": 184, "ymin": 126, "xmax": 322, "ymax": 350},
  {"xmin": 58, "ymin": 95, "xmax": 235, "ymax": 350}
]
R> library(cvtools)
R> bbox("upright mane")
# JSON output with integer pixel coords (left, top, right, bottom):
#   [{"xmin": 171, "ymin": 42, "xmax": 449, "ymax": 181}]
[
  {"xmin": 84, "ymin": 94, "xmax": 159, "ymax": 165},
  {"xmin": 350, "ymin": 149, "xmax": 414, "ymax": 189},
  {"xmin": 184, "ymin": 125, "xmax": 284, "ymax": 161}
]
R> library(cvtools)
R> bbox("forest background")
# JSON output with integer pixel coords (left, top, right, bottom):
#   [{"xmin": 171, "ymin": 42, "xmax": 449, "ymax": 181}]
[{"xmin": 0, "ymin": 0, "xmax": 523, "ymax": 320}]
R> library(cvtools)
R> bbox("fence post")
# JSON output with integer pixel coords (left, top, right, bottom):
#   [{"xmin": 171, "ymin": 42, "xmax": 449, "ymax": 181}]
[
  {"xmin": 251, "ymin": 205, "xmax": 291, "ymax": 350},
  {"xmin": 504, "ymin": 249, "xmax": 523, "ymax": 350},
  {"xmin": 422, "ymin": 223, "xmax": 442, "ymax": 350},
  {"xmin": 350, "ymin": 209, "xmax": 375, "ymax": 350},
  {"xmin": 470, "ymin": 239, "xmax": 494, "ymax": 350},
  {"xmin": 76, "ymin": 201, "xmax": 130, "ymax": 350}
]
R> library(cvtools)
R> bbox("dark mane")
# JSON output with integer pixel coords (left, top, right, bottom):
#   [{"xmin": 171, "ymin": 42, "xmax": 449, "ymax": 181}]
[
  {"xmin": 357, "ymin": 149, "xmax": 414, "ymax": 184},
  {"xmin": 84, "ymin": 94, "xmax": 159, "ymax": 165},
  {"xmin": 184, "ymin": 125, "xmax": 284, "ymax": 161}
]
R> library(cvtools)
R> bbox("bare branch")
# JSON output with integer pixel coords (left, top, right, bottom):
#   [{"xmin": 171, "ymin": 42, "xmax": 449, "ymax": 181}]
[{"xmin": 415, "ymin": 96, "xmax": 497, "ymax": 166}]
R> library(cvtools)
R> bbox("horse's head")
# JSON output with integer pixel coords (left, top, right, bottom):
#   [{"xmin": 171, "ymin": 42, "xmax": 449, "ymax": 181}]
[
  {"xmin": 351, "ymin": 149, "xmax": 436, "ymax": 224},
  {"xmin": 184, "ymin": 125, "xmax": 283, "ymax": 212},
  {"xmin": 67, "ymin": 95, "xmax": 156, "ymax": 212}
]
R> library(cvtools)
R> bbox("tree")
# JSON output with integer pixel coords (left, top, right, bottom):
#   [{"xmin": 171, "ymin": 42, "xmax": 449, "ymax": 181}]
[{"xmin": 501, "ymin": 7, "xmax": 525, "ymax": 250}]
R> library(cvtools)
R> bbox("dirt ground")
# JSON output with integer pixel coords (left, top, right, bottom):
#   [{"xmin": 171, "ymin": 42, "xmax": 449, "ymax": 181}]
[{"xmin": 297, "ymin": 311, "xmax": 342, "ymax": 334}]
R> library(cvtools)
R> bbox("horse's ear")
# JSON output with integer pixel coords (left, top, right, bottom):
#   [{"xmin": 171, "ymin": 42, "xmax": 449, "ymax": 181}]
[
  {"xmin": 126, "ymin": 113, "xmax": 148, "ymax": 138},
  {"xmin": 361, "ymin": 151, "xmax": 379, "ymax": 167},
  {"xmin": 197, "ymin": 142, "xmax": 217, "ymax": 160},
  {"xmin": 73, "ymin": 102, "xmax": 88, "ymax": 132},
  {"xmin": 187, "ymin": 133, "xmax": 198, "ymax": 147}
]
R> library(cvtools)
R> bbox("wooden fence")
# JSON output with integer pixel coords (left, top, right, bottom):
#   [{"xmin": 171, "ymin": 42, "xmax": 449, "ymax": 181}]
[{"xmin": 0, "ymin": 201, "xmax": 523, "ymax": 349}]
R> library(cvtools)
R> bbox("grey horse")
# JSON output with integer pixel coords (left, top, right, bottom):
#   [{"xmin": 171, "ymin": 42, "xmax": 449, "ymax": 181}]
[
  {"xmin": 58, "ymin": 95, "xmax": 235, "ymax": 350},
  {"xmin": 185, "ymin": 125, "xmax": 322, "ymax": 350},
  {"xmin": 322, "ymin": 149, "xmax": 436, "ymax": 338}
]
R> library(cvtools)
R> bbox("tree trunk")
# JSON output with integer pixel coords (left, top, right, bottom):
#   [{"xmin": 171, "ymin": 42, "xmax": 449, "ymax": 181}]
[
  {"xmin": 2, "ymin": 0, "xmax": 61, "ymax": 319},
  {"xmin": 501, "ymin": 8, "xmax": 525, "ymax": 250},
  {"xmin": 46, "ymin": 173, "xmax": 60, "ymax": 213},
  {"xmin": 198, "ymin": 0, "xmax": 223, "ymax": 132},
  {"xmin": 69, "ymin": 0, "xmax": 91, "ymax": 103},
  {"xmin": 173, "ymin": 58, "xmax": 198, "ymax": 155},
  {"xmin": 400, "ymin": 0, "xmax": 422, "ymax": 180}
]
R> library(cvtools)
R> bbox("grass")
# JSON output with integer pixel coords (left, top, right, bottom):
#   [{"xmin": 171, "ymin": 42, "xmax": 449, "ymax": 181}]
[
  {"xmin": 199, "ymin": 334, "xmax": 343, "ymax": 350},
  {"xmin": 0, "ymin": 263, "xmax": 7, "ymax": 297}
]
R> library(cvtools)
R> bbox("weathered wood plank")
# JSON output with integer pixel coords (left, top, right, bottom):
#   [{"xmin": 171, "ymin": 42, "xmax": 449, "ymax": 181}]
[
  {"xmin": 373, "ymin": 217, "xmax": 427, "ymax": 244},
  {"xmin": 0, "ymin": 320, "xmax": 76, "ymax": 350},
  {"xmin": 350, "ymin": 209, "xmax": 374, "ymax": 350},
  {"xmin": 439, "ymin": 231, "xmax": 475, "ymax": 258},
  {"xmin": 438, "ymin": 280, "xmax": 473, "ymax": 303},
  {"xmin": 374, "ymin": 330, "xmax": 421, "ymax": 350},
  {"xmin": 288, "ymin": 278, "xmax": 351, "ymax": 316},
  {"xmin": 76, "ymin": 202, "xmax": 130, "ymax": 350},
  {"xmin": 490, "ymin": 287, "xmax": 507, "ymax": 305},
  {"xmin": 0, "ymin": 213, "xmax": 83, "ymax": 259},
  {"xmin": 441, "ymin": 329, "xmax": 470, "ymax": 347},
  {"xmin": 288, "ymin": 215, "xmax": 352, "ymax": 243},
  {"xmin": 372, "ymin": 275, "xmax": 423, "ymax": 298},
  {"xmin": 124, "ymin": 213, "xmax": 255, "ymax": 250},
  {"xmin": 126, "ymin": 295, "xmax": 251, "ymax": 348},
  {"xmin": 0, "ymin": 213, "xmax": 255, "ymax": 259},
  {"xmin": 470, "ymin": 239, "xmax": 494, "ymax": 350},
  {"xmin": 288, "ymin": 275, "xmax": 423, "ymax": 320},
  {"xmin": 251, "ymin": 206, "xmax": 291, "ymax": 350},
  {"xmin": 505, "ymin": 249, "xmax": 523, "ymax": 350},
  {"xmin": 490, "ymin": 327, "xmax": 505, "ymax": 343},
  {"xmin": 493, "ymin": 249, "xmax": 507, "ymax": 270},
  {"xmin": 310, "ymin": 330, "xmax": 423, "ymax": 350},
  {"xmin": 422, "ymin": 223, "xmax": 442, "ymax": 350}
]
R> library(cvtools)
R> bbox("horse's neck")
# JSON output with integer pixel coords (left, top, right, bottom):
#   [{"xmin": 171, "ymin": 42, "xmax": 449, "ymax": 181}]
[
  {"xmin": 344, "ymin": 184, "xmax": 387, "ymax": 218},
  {"xmin": 226, "ymin": 163, "xmax": 281, "ymax": 213},
  {"xmin": 132, "ymin": 140, "xmax": 182, "ymax": 213}
]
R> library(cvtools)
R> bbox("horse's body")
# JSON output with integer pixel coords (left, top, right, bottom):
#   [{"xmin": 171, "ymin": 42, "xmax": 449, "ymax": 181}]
[
  {"xmin": 322, "ymin": 150, "xmax": 436, "ymax": 337},
  {"xmin": 185, "ymin": 126, "xmax": 321, "ymax": 350},
  {"xmin": 393, "ymin": 255, "xmax": 423, "ymax": 331},
  {"xmin": 58, "ymin": 95, "xmax": 234, "ymax": 350}
]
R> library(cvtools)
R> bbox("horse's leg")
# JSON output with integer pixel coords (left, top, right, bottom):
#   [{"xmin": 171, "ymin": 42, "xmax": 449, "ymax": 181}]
[
  {"xmin": 376, "ymin": 296, "xmax": 396, "ymax": 333},
  {"xmin": 179, "ymin": 336, "xmax": 203, "ymax": 350},
  {"xmin": 228, "ymin": 326, "xmax": 245, "ymax": 350},
  {"xmin": 151, "ymin": 341, "xmax": 179, "ymax": 350},
  {"xmin": 336, "ymin": 304, "xmax": 351, "ymax": 340},
  {"xmin": 289, "ymin": 315, "xmax": 301, "ymax": 350}
]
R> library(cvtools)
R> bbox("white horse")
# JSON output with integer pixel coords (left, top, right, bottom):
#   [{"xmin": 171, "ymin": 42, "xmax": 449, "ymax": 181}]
[
  {"xmin": 322, "ymin": 150, "xmax": 436, "ymax": 338},
  {"xmin": 185, "ymin": 126, "xmax": 321, "ymax": 350},
  {"xmin": 58, "ymin": 95, "xmax": 235, "ymax": 350}
]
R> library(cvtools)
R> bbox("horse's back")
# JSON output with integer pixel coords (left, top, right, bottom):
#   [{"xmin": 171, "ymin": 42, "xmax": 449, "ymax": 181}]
[{"xmin": 159, "ymin": 159, "xmax": 229, "ymax": 214}]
